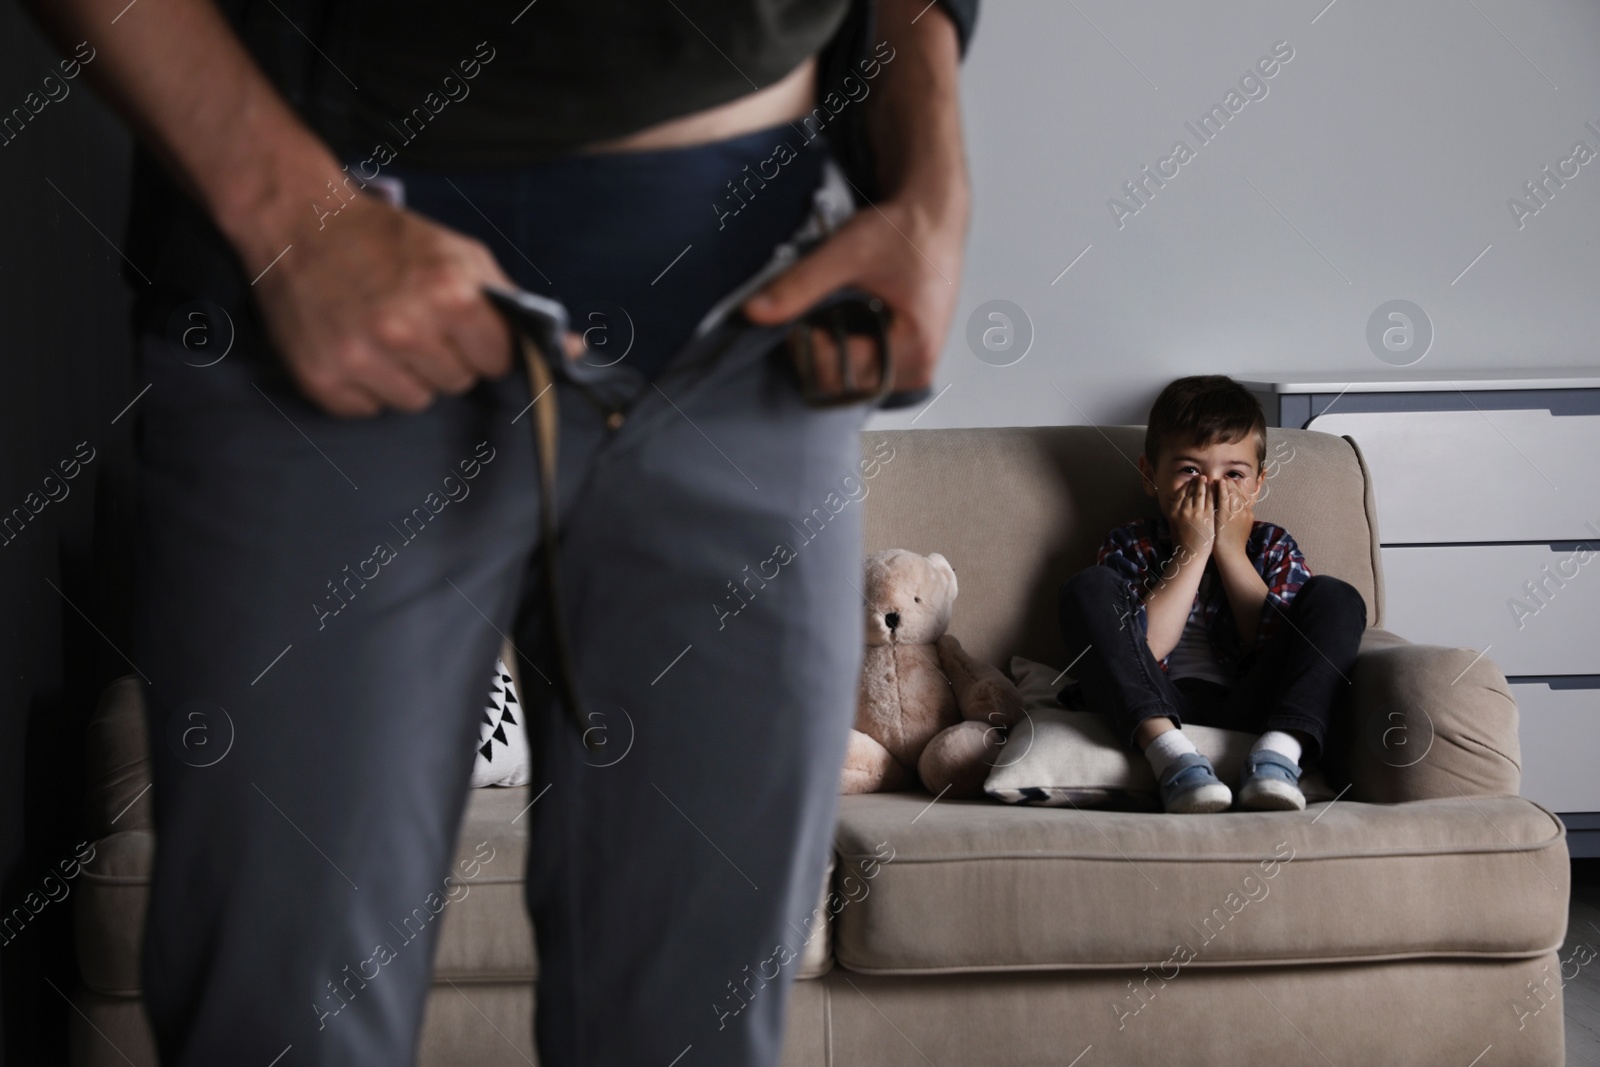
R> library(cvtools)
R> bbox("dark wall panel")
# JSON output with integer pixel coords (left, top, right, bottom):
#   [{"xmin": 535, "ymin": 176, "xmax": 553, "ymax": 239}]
[{"xmin": 0, "ymin": 3, "xmax": 137, "ymax": 1062}]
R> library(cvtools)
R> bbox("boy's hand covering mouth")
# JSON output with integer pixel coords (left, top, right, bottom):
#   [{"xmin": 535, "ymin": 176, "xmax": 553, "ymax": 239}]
[
  {"xmin": 1214, "ymin": 477, "xmax": 1257, "ymax": 559},
  {"xmin": 1170, "ymin": 476, "xmax": 1216, "ymax": 560}
]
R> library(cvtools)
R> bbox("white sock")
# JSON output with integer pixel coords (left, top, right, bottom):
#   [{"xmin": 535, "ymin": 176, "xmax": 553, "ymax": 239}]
[
  {"xmin": 1252, "ymin": 730, "xmax": 1303, "ymax": 766},
  {"xmin": 1143, "ymin": 727, "xmax": 1198, "ymax": 778}
]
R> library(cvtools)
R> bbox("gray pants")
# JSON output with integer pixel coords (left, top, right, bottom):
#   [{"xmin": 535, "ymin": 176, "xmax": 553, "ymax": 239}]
[{"xmin": 134, "ymin": 174, "xmax": 877, "ymax": 1065}]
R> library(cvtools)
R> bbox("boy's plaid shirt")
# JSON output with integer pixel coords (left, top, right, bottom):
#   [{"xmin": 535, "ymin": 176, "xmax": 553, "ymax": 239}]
[{"xmin": 1096, "ymin": 514, "xmax": 1313, "ymax": 675}]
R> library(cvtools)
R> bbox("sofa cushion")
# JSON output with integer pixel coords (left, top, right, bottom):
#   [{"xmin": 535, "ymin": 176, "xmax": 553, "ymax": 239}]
[
  {"xmin": 75, "ymin": 782, "xmax": 835, "ymax": 995},
  {"xmin": 469, "ymin": 652, "xmax": 533, "ymax": 788},
  {"xmin": 987, "ymin": 657, "xmax": 1337, "ymax": 808},
  {"xmin": 985, "ymin": 708, "xmax": 1338, "ymax": 809},
  {"xmin": 859, "ymin": 426, "xmax": 1383, "ymax": 672},
  {"xmin": 73, "ymin": 831, "xmax": 151, "ymax": 996},
  {"xmin": 830, "ymin": 791, "xmax": 1567, "ymax": 974}
]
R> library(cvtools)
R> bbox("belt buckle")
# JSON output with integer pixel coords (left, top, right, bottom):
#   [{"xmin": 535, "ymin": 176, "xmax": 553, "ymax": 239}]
[
  {"xmin": 784, "ymin": 290, "xmax": 935, "ymax": 411},
  {"xmin": 786, "ymin": 291, "xmax": 896, "ymax": 409}
]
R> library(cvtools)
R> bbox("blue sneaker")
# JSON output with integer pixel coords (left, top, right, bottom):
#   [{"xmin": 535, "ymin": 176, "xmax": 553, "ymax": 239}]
[
  {"xmin": 1158, "ymin": 751, "xmax": 1233, "ymax": 814},
  {"xmin": 1237, "ymin": 750, "xmax": 1306, "ymax": 811}
]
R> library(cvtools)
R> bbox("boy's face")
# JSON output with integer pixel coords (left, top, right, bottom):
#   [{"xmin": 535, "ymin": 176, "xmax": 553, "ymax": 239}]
[{"xmin": 1138, "ymin": 434, "xmax": 1265, "ymax": 518}]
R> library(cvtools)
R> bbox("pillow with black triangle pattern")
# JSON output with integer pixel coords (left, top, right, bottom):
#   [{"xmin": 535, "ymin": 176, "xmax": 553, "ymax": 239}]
[{"xmin": 470, "ymin": 652, "xmax": 532, "ymax": 787}]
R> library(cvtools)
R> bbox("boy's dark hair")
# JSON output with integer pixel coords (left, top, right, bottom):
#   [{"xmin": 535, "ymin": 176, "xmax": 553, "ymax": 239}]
[{"xmin": 1144, "ymin": 375, "xmax": 1267, "ymax": 468}]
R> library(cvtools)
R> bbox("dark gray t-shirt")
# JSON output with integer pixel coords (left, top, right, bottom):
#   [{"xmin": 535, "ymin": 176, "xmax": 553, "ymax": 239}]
[{"xmin": 315, "ymin": 0, "xmax": 853, "ymax": 167}]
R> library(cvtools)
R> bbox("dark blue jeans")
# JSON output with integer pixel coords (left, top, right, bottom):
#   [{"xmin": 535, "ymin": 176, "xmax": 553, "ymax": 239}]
[{"xmin": 1056, "ymin": 566, "xmax": 1367, "ymax": 765}]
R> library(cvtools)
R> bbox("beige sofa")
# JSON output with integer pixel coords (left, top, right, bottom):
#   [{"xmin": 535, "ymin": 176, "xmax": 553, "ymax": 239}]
[{"xmin": 69, "ymin": 426, "xmax": 1570, "ymax": 1066}]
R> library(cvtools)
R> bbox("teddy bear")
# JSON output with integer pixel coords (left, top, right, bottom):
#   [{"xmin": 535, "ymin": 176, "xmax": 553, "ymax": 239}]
[{"xmin": 841, "ymin": 548, "xmax": 1027, "ymax": 799}]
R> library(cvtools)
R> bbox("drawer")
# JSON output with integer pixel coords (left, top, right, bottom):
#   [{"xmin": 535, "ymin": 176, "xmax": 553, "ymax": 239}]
[
  {"xmin": 1381, "ymin": 544, "xmax": 1600, "ymax": 676},
  {"xmin": 1309, "ymin": 408, "xmax": 1600, "ymax": 543},
  {"xmin": 1509, "ymin": 680, "xmax": 1600, "ymax": 812}
]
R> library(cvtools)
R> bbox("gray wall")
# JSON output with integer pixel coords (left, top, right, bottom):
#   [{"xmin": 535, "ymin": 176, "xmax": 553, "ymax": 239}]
[{"xmin": 869, "ymin": 0, "xmax": 1600, "ymax": 431}]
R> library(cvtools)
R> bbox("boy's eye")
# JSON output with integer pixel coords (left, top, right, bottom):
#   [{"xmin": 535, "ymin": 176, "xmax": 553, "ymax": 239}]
[{"xmin": 1228, "ymin": 471, "xmax": 1244, "ymax": 479}]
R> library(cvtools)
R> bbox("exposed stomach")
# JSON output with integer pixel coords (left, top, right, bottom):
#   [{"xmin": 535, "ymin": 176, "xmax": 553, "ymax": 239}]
[{"xmin": 578, "ymin": 54, "xmax": 818, "ymax": 154}]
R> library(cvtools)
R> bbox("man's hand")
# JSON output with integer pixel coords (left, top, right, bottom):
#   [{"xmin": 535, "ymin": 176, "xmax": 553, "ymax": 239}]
[
  {"xmin": 1214, "ymin": 477, "xmax": 1256, "ymax": 560},
  {"xmin": 741, "ymin": 197, "xmax": 964, "ymax": 394},
  {"xmin": 247, "ymin": 193, "xmax": 524, "ymax": 417},
  {"xmin": 742, "ymin": 0, "xmax": 968, "ymax": 398},
  {"xmin": 238, "ymin": 176, "xmax": 595, "ymax": 418},
  {"xmin": 1168, "ymin": 476, "xmax": 1216, "ymax": 563}
]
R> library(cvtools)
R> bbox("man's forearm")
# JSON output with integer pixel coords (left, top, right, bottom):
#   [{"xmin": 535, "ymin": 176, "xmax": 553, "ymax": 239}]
[
  {"xmin": 864, "ymin": 0, "xmax": 969, "ymax": 218},
  {"xmin": 20, "ymin": 0, "xmax": 342, "ymax": 272}
]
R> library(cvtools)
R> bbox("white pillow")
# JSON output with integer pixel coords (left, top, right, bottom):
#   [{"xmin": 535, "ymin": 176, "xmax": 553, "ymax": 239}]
[
  {"xmin": 985, "ymin": 656, "xmax": 1335, "ymax": 808},
  {"xmin": 471, "ymin": 654, "xmax": 532, "ymax": 788}
]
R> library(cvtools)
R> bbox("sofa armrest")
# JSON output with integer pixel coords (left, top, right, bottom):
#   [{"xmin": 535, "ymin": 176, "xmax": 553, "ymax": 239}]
[
  {"xmin": 84, "ymin": 676, "xmax": 154, "ymax": 837},
  {"xmin": 1329, "ymin": 628, "xmax": 1521, "ymax": 803}
]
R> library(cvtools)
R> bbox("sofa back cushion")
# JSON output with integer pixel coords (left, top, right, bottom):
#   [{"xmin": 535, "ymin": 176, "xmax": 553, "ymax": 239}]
[{"xmin": 859, "ymin": 426, "xmax": 1383, "ymax": 670}]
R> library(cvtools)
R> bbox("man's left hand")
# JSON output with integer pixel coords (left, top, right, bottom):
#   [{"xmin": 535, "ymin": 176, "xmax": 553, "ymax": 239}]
[{"xmin": 741, "ymin": 193, "xmax": 966, "ymax": 397}]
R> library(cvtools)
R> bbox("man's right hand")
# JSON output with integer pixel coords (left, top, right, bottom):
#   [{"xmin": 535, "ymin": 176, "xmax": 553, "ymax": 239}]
[{"xmin": 246, "ymin": 192, "xmax": 523, "ymax": 418}]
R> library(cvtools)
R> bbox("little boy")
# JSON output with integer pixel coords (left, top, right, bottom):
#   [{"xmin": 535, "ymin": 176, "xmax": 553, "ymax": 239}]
[{"xmin": 1057, "ymin": 375, "xmax": 1367, "ymax": 813}]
